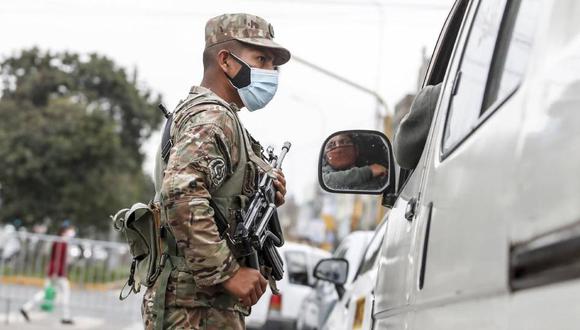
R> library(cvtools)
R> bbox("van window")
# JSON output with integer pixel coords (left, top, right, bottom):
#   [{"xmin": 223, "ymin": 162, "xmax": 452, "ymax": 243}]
[
  {"xmin": 482, "ymin": 0, "xmax": 542, "ymax": 110},
  {"xmin": 423, "ymin": 0, "xmax": 469, "ymax": 87},
  {"xmin": 286, "ymin": 251, "xmax": 309, "ymax": 286},
  {"xmin": 443, "ymin": 0, "xmax": 508, "ymax": 153},
  {"xmin": 442, "ymin": 0, "xmax": 541, "ymax": 154}
]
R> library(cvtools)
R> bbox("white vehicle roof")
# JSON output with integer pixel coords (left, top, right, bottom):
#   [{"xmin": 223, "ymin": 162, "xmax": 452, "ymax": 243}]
[{"xmin": 280, "ymin": 241, "xmax": 331, "ymax": 255}]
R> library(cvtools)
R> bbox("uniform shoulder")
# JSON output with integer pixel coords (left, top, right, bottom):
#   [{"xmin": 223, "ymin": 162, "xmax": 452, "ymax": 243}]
[{"xmin": 174, "ymin": 102, "xmax": 238, "ymax": 133}]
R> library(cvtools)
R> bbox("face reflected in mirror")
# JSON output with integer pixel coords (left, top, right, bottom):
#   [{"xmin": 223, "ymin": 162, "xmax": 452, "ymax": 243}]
[
  {"xmin": 325, "ymin": 134, "xmax": 358, "ymax": 170},
  {"xmin": 321, "ymin": 132, "xmax": 390, "ymax": 192}
]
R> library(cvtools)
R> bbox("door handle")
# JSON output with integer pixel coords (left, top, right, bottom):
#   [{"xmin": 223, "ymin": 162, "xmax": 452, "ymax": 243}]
[
  {"xmin": 510, "ymin": 220, "xmax": 580, "ymax": 291},
  {"xmin": 405, "ymin": 198, "xmax": 417, "ymax": 221}
]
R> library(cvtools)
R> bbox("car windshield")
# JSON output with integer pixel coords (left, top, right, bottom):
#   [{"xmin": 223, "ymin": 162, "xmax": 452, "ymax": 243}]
[{"xmin": 286, "ymin": 251, "xmax": 309, "ymax": 286}]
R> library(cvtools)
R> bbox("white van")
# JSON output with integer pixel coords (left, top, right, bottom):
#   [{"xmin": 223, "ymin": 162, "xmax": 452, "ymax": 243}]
[
  {"xmin": 321, "ymin": 219, "xmax": 387, "ymax": 330},
  {"xmin": 246, "ymin": 242, "xmax": 330, "ymax": 330},
  {"xmin": 316, "ymin": 0, "xmax": 580, "ymax": 329},
  {"xmin": 296, "ymin": 231, "xmax": 374, "ymax": 330}
]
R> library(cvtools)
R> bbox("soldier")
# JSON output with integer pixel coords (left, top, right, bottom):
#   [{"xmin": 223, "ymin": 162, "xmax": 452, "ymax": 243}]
[{"xmin": 142, "ymin": 13, "xmax": 291, "ymax": 330}]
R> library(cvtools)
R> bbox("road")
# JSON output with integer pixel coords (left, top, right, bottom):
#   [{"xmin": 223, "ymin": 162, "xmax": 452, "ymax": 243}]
[{"xmin": 0, "ymin": 283, "xmax": 143, "ymax": 330}]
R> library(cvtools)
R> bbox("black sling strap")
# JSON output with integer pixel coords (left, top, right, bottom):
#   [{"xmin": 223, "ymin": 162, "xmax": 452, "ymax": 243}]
[
  {"xmin": 159, "ymin": 97, "xmax": 222, "ymax": 163},
  {"xmin": 160, "ymin": 112, "xmax": 174, "ymax": 163}
]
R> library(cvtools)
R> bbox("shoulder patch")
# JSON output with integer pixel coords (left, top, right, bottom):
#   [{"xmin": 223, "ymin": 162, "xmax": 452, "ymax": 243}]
[{"xmin": 209, "ymin": 158, "xmax": 227, "ymax": 189}]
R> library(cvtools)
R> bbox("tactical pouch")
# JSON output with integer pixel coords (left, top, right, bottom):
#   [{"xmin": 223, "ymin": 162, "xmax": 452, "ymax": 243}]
[{"xmin": 112, "ymin": 202, "xmax": 163, "ymax": 300}]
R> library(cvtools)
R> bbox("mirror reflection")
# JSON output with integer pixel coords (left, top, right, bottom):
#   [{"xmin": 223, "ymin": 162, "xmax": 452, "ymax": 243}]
[
  {"xmin": 314, "ymin": 258, "xmax": 349, "ymax": 285},
  {"xmin": 321, "ymin": 132, "xmax": 390, "ymax": 192}
]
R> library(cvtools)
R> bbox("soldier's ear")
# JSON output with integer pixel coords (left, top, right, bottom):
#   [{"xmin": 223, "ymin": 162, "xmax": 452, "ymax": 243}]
[
  {"xmin": 220, "ymin": 50, "xmax": 244, "ymax": 81},
  {"xmin": 217, "ymin": 50, "xmax": 230, "ymax": 72}
]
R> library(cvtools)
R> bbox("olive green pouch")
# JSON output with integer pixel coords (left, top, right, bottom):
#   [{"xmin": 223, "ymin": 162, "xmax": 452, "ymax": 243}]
[{"xmin": 112, "ymin": 202, "xmax": 163, "ymax": 300}]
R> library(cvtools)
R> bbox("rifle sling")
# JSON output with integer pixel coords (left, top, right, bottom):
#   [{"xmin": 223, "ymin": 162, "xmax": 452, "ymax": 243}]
[
  {"xmin": 160, "ymin": 96, "xmax": 221, "ymax": 163},
  {"xmin": 160, "ymin": 112, "xmax": 173, "ymax": 163}
]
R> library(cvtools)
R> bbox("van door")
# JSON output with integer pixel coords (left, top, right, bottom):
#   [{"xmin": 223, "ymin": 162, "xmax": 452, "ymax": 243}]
[
  {"xmin": 372, "ymin": 1, "xmax": 470, "ymax": 329},
  {"xmin": 411, "ymin": 0, "xmax": 542, "ymax": 329},
  {"xmin": 506, "ymin": 1, "xmax": 580, "ymax": 328}
]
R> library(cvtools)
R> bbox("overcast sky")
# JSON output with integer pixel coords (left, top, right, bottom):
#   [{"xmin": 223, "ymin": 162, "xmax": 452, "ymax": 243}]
[{"xmin": 0, "ymin": 0, "xmax": 453, "ymax": 203}]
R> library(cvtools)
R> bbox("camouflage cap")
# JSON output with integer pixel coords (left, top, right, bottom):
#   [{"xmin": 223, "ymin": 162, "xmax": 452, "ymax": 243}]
[{"xmin": 205, "ymin": 13, "xmax": 291, "ymax": 66}]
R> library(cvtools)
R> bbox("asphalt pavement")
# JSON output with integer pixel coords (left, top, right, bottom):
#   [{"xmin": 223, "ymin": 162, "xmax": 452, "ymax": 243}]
[
  {"xmin": 0, "ymin": 284, "xmax": 144, "ymax": 330},
  {"xmin": 1, "ymin": 311, "xmax": 142, "ymax": 330}
]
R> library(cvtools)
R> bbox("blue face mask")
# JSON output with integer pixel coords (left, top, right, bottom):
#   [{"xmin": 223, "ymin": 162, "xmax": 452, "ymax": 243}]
[{"xmin": 226, "ymin": 53, "xmax": 279, "ymax": 112}]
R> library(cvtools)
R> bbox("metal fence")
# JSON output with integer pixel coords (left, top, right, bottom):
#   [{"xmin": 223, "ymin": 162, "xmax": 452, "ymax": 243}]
[{"xmin": 0, "ymin": 230, "xmax": 143, "ymax": 327}]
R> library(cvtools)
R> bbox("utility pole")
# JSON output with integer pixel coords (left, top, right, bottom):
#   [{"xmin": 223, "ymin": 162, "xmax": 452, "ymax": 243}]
[{"xmin": 291, "ymin": 55, "xmax": 391, "ymax": 118}]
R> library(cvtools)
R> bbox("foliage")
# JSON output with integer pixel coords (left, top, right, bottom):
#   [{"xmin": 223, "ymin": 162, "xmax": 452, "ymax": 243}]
[
  {"xmin": 0, "ymin": 48, "xmax": 162, "ymax": 234},
  {"xmin": 0, "ymin": 47, "xmax": 162, "ymax": 163}
]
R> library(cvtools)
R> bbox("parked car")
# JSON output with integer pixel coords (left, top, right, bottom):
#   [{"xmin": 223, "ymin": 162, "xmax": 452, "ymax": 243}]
[
  {"xmin": 246, "ymin": 242, "xmax": 331, "ymax": 330},
  {"xmin": 296, "ymin": 231, "xmax": 374, "ymax": 330},
  {"xmin": 317, "ymin": 0, "xmax": 580, "ymax": 329},
  {"xmin": 317, "ymin": 219, "xmax": 387, "ymax": 330}
]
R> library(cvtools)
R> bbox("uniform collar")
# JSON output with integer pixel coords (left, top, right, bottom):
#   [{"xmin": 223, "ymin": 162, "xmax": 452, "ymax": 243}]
[{"xmin": 189, "ymin": 85, "xmax": 241, "ymax": 112}]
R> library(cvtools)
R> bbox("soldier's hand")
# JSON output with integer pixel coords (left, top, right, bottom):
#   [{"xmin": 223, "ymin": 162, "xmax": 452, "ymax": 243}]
[
  {"xmin": 223, "ymin": 267, "xmax": 268, "ymax": 307},
  {"xmin": 273, "ymin": 169, "xmax": 286, "ymax": 207},
  {"xmin": 369, "ymin": 164, "xmax": 388, "ymax": 177}
]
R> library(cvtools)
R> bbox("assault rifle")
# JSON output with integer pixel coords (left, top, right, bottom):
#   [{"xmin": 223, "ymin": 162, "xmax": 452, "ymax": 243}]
[{"xmin": 213, "ymin": 142, "xmax": 291, "ymax": 294}]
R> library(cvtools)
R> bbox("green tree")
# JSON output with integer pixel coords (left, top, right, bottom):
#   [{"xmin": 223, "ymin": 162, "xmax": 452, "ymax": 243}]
[
  {"xmin": 0, "ymin": 48, "xmax": 163, "ymax": 234},
  {"xmin": 1, "ymin": 47, "xmax": 162, "ymax": 164}
]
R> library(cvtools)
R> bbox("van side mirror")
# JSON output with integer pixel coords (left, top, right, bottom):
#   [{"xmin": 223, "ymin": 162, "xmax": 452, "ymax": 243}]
[
  {"xmin": 313, "ymin": 258, "xmax": 349, "ymax": 286},
  {"xmin": 318, "ymin": 130, "xmax": 395, "ymax": 198}
]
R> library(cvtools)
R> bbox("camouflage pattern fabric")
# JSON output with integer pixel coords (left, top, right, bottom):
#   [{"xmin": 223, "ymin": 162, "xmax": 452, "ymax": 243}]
[
  {"xmin": 143, "ymin": 86, "xmax": 251, "ymax": 329},
  {"xmin": 163, "ymin": 87, "xmax": 241, "ymax": 287},
  {"xmin": 205, "ymin": 13, "xmax": 291, "ymax": 65},
  {"xmin": 142, "ymin": 271, "xmax": 245, "ymax": 330}
]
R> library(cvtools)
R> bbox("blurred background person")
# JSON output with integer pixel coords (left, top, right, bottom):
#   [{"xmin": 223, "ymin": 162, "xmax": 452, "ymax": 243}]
[{"xmin": 20, "ymin": 222, "xmax": 76, "ymax": 325}]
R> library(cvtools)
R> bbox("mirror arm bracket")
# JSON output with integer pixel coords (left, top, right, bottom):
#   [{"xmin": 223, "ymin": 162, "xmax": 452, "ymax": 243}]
[
  {"xmin": 335, "ymin": 284, "xmax": 345, "ymax": 299},
  {"xmin": 382, "ymin": 192, "xmax": 397, "ymax": 208}
]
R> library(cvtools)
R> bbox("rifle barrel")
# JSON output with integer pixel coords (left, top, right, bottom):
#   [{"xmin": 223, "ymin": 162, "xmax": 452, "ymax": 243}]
[{"xmin": 275, "ymin": 142, "xmax": 291, "ymax": 170}]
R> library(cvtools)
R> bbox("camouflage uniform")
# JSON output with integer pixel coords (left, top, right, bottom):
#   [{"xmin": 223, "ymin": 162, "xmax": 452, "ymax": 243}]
[{"xmin": 142, "ymin": 13, "xmax": 290, "ymax": 330}]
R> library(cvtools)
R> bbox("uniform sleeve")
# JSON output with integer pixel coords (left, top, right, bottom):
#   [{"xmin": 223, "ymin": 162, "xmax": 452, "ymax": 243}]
[
  {"xmin": 394, "ymin": 83, "xmax": 442, "ymax": 169},
  {"xmin": 323, "ymin": 166, "xmax": 373, "ymax": 189},
  {"xmin": 160, "ymin": 107, "xmax": 240, "ymax": 287}
]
